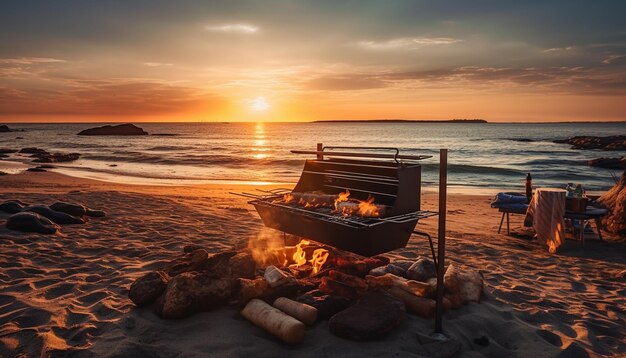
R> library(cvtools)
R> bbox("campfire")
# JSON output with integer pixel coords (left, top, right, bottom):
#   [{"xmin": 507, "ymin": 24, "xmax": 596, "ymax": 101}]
[{"xmin": 278, "ymin": 190, "xmax": 385, "ymax": 218}]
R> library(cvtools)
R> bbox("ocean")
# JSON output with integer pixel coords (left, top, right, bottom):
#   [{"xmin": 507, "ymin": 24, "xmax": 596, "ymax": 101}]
[{"xmin": 1, "ymin": 122, "xmax": 624, "ymax": 191}]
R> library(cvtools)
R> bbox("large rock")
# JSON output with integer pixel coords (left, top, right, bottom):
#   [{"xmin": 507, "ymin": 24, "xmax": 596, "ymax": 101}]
[
  {"xmin": 6, "ymin": 212, "xmax": 60, "ymax": 234},
  {"xmin": 554, "ymin": 135, "xmax": 626, "ymax": 151},
  {"xmin": 0, "ymin": 148, "xmax": 17, "ymax": 154},
  {"xmin": 296, "ymin": 289, "xmax": 352, "ymax": 320},
  {"xmin": 0, "ymin": 125, "xmax": 11, "ymax": 132},
  {"xmin": 163, "ymin": 250, "xmax": 236, "ymax": 277},
  {"xmin": 24, "ymin": 206, "xmax": 85, "ymax": 225},
  {"xmin": 32, "ymin": 152, "xmax": 80, "ymax": 163},
  {"xmin": 588, "ymin": 157, "xmax": 626, "ymax": 169},
  {"xmin": 406, "ymin": 258, "xmax": 437, "ymax": 282},
  {"xmin": 77, "ymin": 123, "xmax": 148, "ymax": 136},
  {"xmin": 49, "ymin": 202, "xmax": 106, "ymax": 217},
  {"xmin": 368, "ymin": 264, "xmax": 406, "ymax": 277},
  {"xmin": 229, "ymin": 251, "xmax": 256, "ymax": 279},
  {"xmin": 443, "ymin": 263, "xmax": 483, "ymax": 306},
  {"xmin": 19, "ymin": 147, "xmax": 49, "ymax": 155},
  {"xmin": 0, "ymin": 200, "xmax": 25, "ymax": 214},
  {"xmin": 155, "ymin": 272, "xmax": 232, "ymax": 318},
  {"xmin": 599, "ymin": 171, "xmax": 626, "ymax": 236},
  {"xmin": 129, "ymin": 271, "xmax": 170, "ymax": 306},
  {"xmin": 329, "ymin": 291, "xmax": 405, "ymax": 341}
]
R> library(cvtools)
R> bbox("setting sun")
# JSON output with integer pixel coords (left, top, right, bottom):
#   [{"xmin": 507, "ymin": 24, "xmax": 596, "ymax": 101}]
[{"xmin": 251, "ymin": 97, "xmax": 270, "ymax": 112}]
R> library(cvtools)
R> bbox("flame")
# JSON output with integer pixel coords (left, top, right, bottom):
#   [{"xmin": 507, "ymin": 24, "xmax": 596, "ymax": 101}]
[
  {"xmin": 334, "ymin": 190, "xmax": 350, "ymax": 210},
  {"xmin": 357, "ymin": 195, "xmax": 381, "ymax": 217},
  {"xmin": 283, "ymin": 193, "xmax": 295, "ymax": 203},
  {"xmin": 309, "ymin": 248, "xmax": 329, "ymax": 275},
  {"xmin": 292, "ymin": 239, "xmax": 310, "ymax": 266}
]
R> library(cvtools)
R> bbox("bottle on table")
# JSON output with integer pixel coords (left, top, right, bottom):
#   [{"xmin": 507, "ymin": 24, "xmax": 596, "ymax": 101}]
[{"xmin": 525, "ymin": 173, "xmax": 533, "ymax": 203}]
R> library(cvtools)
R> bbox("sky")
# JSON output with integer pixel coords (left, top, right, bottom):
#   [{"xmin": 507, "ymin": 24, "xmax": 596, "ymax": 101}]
[{"xmin": 1, "ymin": 0, "xmax": 625, "ymax": 123}]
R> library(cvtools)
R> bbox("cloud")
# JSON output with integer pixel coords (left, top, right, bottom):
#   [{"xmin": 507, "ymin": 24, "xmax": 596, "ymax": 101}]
[
  {"xmin": 205, "ymin": 23, "xmax": 258, "ymax": 34},
  {"xmin": 542, "ymin": 46, "xmax": 575, "ymax": 53},
  {"xmin": 304, "ymin": 74, "xmax": 386, "ymax": 91},
  {"xmin": 602, "ymin": 55, "xmax": 626, "ymax": 65},
  {"xmin": 0, "ymin": 79, "xmax": 225, "ymax": 116},
  {"xmin": 358, "ymin": 37, "xmax": 461, "ymax": 50},
  {"xmin": 0, "ymin": 57, "xmax": 65, "ymax": 65},
  {"xmin": 143, "ymin": 62, "xmax": 173, "ymax": 67}
]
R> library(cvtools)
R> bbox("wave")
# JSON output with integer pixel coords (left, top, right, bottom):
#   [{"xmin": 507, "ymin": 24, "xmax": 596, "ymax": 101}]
[{"xmin": 421, "ymin": 163, "xmax": 522, "ymax": 176}]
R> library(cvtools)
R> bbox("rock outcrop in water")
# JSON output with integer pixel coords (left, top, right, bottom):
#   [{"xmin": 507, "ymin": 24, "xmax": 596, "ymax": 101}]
[
  {"xmin": 598, "ymin": 170, "xmax": 626, "ymax": 237},
  {"xmin": 588, "ymin": 157, "xmax": 626, "ymax": 169},
  {"xmin": 0, "ymin": 125, "xmax": 11, "ymax": 132},
  {"xmin": 78, "ymin": 123, "xmax": 148, "ymax": 136},
  {"xmin": 554, "ymin": 135, "xmax": 626, "ymax": 151}
]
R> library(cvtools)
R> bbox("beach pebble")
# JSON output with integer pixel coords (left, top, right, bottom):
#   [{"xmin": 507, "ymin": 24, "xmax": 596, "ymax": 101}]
[
  {"xmin": 6, "ymin": 212, "xmax": 60, "ymax": 234},
  {"xmin": 406, "ymin": 258, "xmax": 437, "ymax": 282},
  {"xmin": 129, "ymin": 271, "xmax": 170, "ymax": 306},
  {"xmin": 0, "ymin": 200, "xmax": 25, "ymax": 214},
  {"xmin": 444, "ymin": 264, "xmax": 483, "ymax": 305},
  {"xmin": 24, "ymin": 205, "xmax": 85, "ymax": 225},
  {"xmin": 329, "ymin": 291, "xmax": 405, "ymax": 341},
  {"xmin": 156, "ymin": 272, "xmax": 232, "ymax": 318}
]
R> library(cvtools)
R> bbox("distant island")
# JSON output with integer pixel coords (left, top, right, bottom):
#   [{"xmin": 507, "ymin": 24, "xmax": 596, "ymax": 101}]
[{"xmin": 313, "ymin": 119, "xmax": 487, "ymax": 123}]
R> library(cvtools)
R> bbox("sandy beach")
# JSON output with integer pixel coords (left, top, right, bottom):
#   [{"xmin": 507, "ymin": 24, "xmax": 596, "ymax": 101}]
[{"xmin": 0, "ymin": 171, "xmax": 623, "ymax": 357}]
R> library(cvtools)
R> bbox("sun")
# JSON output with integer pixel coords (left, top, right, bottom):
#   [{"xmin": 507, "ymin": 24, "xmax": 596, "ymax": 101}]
[{"xmin": 250, "ymin": 96, "xmax": 270, "ymax": 112}]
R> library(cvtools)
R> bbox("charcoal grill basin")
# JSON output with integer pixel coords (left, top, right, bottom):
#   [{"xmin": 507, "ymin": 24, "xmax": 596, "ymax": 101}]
[{"xmin": 252, "ymin": 200, "xmax": 418, "ymax": 257}]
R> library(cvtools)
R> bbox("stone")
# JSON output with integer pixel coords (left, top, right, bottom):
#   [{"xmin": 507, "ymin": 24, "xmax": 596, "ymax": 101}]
[
  {"xmin": 0, "ymin": 201, "xmax": 25, "ymax": 214},
  {"xmin": 296, "ymin": 289, "xmax": 352, "ymax": 320},
  {"xmin": 443, "ymin": 264, "xmax": 483, "ymax": 305},
  {"xmin": 19, "ymin": 147, "xmax": 49, "ymax": 155},
  {"xmin": 77, "ymin": 123, "xmax": 148, "ymax": 136},
  {"xmin": 390, "ymin": 260, "xmax": 414, "ymax": 271},
  {"xmin": 554, "ymin": 135, "xmax": 626, "ymax": 151},
  {"xmin": 26, "ymin": 167, "xmax": 46, "ymax": 172},
  {"xmin": 156, "ymin": 272, "xmax": 232, "ymax": 318},
  {"xmin": 24, "ymin": 206, "xmax": 85, "ymax": 225},
  {"xmin": 264, "ymin": 265, "xmax": 297, "ymax": 288},
  {"xmin": 406, "ymin": 258, "xmax": 437, "ymax": 282},
  {"xmin": 6, "ymin": 212, "xmax": 60, "ymax": 234},
  {"xmin": 368, "ymin": 264, "xmax": 406, "ymax": 277},
  {"xmin": 329, "ymin": 291, "xmax": 405, "ymax": 341},
  {"xmin": 128, "ymin": 271, "xmax": 170, "ymax": 306},
  {"xmin": 0, "ymin": 125, "xmax": 10, "ymax": 132},
  {"xmin": 0, "ymin": 148, "xmax": 17, "ymax": 154},
  {"xmin": 229, "ymin": 251, "xmax": 256, "ymax": 279},
  {"xmin": 587, "ymin": 157, "xmax": 626, "ymax": 169},
  {"xmin": 49, "ymin": 202, "xmax": 106, "ymax": 217},
  {"xmin": 599, "ymin": 171, "xmax": 626, "ymax": 236},
  {"xmin": 163, "ymin": 250, "xmax": 236, "ymax": 277},
  {"xmin": 32, "ymin": 152, "xmax": 80, "ymax": 163},
  {"xmin": 388, "ymin": 287, "xmax": 436, "ymax": 318}
]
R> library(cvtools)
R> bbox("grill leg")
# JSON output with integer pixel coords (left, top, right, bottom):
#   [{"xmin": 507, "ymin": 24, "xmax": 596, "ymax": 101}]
[
  {"xmin": 412, "ymin": 230, "xmax": 437, "ymax": 269},
  {"xmin": 506, "ymin": 213, "xmax": 510, "ymax": 235},
  {"xmin": 434, "ymin": 149, "xmax": 447, "ymax": 335},
  {"xmin": 498, "ymin": 212, "xmax": 505, "ymax": 234}
]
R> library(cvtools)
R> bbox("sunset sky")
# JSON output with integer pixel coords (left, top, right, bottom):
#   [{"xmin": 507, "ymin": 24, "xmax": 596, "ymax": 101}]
[{"xmin": 1, "ymin": 1, "xmax": 625, "ymax": 123}]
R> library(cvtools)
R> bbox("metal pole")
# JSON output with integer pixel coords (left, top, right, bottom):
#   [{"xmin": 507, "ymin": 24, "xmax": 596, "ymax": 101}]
[
  {"xmin": 435, "ymin": 149, "xmax": 447, "ymax": 334},
  {"xmin": 317, "ymin": 143, "xmax": 324, "ymax": 161}
]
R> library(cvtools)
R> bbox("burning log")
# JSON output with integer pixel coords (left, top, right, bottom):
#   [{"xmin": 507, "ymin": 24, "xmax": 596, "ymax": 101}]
[
  {"xmin": 365, "ymin": 273, "xmax": 433, "ymax": 297},
  {"xmin": 241, "ymin": 299, "xmax": 306, "ymax": 345},
  {"xmin": 328, "ymin": 270, "xmax": 368, "ymax": 293},
  {"xmin": 334, "ymin": 256, "xmax": 369, "ymax": 277},
  {"xmin": 320, "ymin": 276, "xmax": 359, "ymax": 299},
  {"xmin": 282, "ymin": 192, "xmax": 337, "ymax": 207},
  {"xmin": 235, "ymin": 277, "xmax": 300, "ymax": 306},
  {"xmin": 388, "ymin": 287, "xmax": 436, "ymax": 318},
  {"xmin": 264, "ymin": 265, "xmax": 297, "ymax": 288},
  {"xmin": 273, "ymin": 297, "xmax": 318, "ymax": 326},
  {"xmin": 335, "ymin": 199, "xmax": 386, "ymax": 218}
]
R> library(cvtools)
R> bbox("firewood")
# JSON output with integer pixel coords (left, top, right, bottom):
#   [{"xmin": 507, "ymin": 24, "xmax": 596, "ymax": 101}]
[
  {"xmin": 320, "ymin": 276, "xmax": 359, "ymax": 299},
  {"xmin": 388, "ymin": 287, "xmax": 436, "ymax": 318},
  {"xmin": 335, "ymin": 257, "xmax": 368, "ymax": 277},
  {"xmin": 363, "ymin": 256, "xmax": 390, "ymax": 271},
  {"xmin": 273, "ymin": 297, "xmax": 318, "ymax": 325},
  {"xmin": 241, "ymin": 299, "xmax": 306, "ymax": 345},
  {"xmin": 365, "ymin": 273, "xmax": 432, "ymax": 297},
  {"xmin": 328, "ymin": 270, "xmax": 368, "ymax": 292},
  {"xmin": 264, "ymin": 265, "xmax": 297, "ymax": 288}
]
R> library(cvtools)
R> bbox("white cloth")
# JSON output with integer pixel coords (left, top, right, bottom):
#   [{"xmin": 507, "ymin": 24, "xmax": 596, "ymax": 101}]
[{"xmin": 526, "ymin": 188, "xmax": 566, "ymax": 253}]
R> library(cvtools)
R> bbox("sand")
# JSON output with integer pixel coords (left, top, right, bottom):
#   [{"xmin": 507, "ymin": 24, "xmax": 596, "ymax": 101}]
[{"xmin": 0, "ymin": 171, "xmax": 624, "ymax": 357}]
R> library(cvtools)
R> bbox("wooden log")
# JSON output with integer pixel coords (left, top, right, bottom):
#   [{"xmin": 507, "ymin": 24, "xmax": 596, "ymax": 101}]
[
  {"xmin": 273, "ymin": 297, "xmax": 318, "ymax": 326},
  {"xmin": 388, "ymin": 287, "xmax": 436, "ymax": 318},
  {"xmin": 365, "ymin": 273, "xmax": 432, "ymax": 297},
  {"xmin": 319, "ymin": 276, "xmax": 359, "ymax": 299},
  {"xmin": 328, "ymin": 270, "xmax": 368, "ymax": 292},
  {"xmin": 241, "ymin": 299, "xmax": 305, "ymax": 345}
]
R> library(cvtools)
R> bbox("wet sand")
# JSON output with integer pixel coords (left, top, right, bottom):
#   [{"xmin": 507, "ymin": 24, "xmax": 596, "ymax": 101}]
[{"xmin": 0, "ymin": 171, "xmax": 624, "ymax": 357}]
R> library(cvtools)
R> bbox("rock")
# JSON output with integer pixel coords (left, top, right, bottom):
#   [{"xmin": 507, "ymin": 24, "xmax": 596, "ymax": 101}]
[
  {"xmin": 390, "ymin": 260, "xmax": 414, "ymax": 271},
  {"xmin": 0, "ymin": 201, "xmax": 25, "ymax": 214},
  {"xmin": 0, "ymin": 148, "xmax": 17, "ymax": 154},
  {"xmin": 406, "ymin": 258, "xmax": 437, "ymax": 282},
  {"xmin": 26, "ymin": 167, "xmax": 47, "ymax": 172},
  {"xmin": 32, "ymin": 152, "xmax": 80, "ymax": 163},
  {"xmin": 163, "ymin": 250, "xmax": 236, "ymax": 277},
  {"xmin": 19, "ymin": 147, "xmax": 49, "ymax": 155},
  {"xmin": 77, "ymin": 123, "xmax": 148, "ymax": 136},
  {"xmin": 229, "ymin": 251, "xmax": 256, "ymax": 279},
  {"xmin": 329, "ymin": 291, "xmax": 405, "ymax": 341},
  {"xmin": 296, "ymin": 289, "xmax": 352, "ymax": 320},
  {"xmin": 388, "ymin": 287, "xmax": 436, "ymax": 318},
  {"xmin": 24, "ymin": 206, "xmax": 85, "ymax": 225},
  {"xmin": 598, "ymin": 170, "xmax": 626, "ymax": 236},
  {"xmin": 236, "ymin": 277, "xmax": 269, "ymax": 305},
  {"xmin": 264, "ymin": 265, "xmax": 297, "ymax": 288},
  {"xmin": 554, "ymin": 135, "xmax": 626, "ymax": 151},
  {"xmin": 36, "ymin": 164, "xmax": 56, "ymax": 169},
  {"xmin": 0, "ymin": 171, "xmax": 7, "ymax": 175},
  {"xmin": 0, "ymin": 125, "xmax": 11, "ymax": 132},
  {"xmin": 443, "ymin": 264, "xmax": 483, "ymax": 305},
  {"xmin": 6, "ymin": 212, "xmax": 60, "ymax": 234},
  {"xmin": 156, "ymin": 272, "xmax": 232, "ymax": 318},
  {"xmin": 129, "ymin": 271, "xmax": 170, "ymax": 306},
  {"xmin": 587, "ymin": 157, "xmax": 626, "ymax": 169},
  {"xmin": 49, "ymin": 201, "xmax": 106, "ymax": 217},
  {"xmin": 366, "ymin": 273, "xmax": 434, "ymax": 297},
  {"xmin": 368, "ymin": 264, "xmax": 406, "ymax": 277}
]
